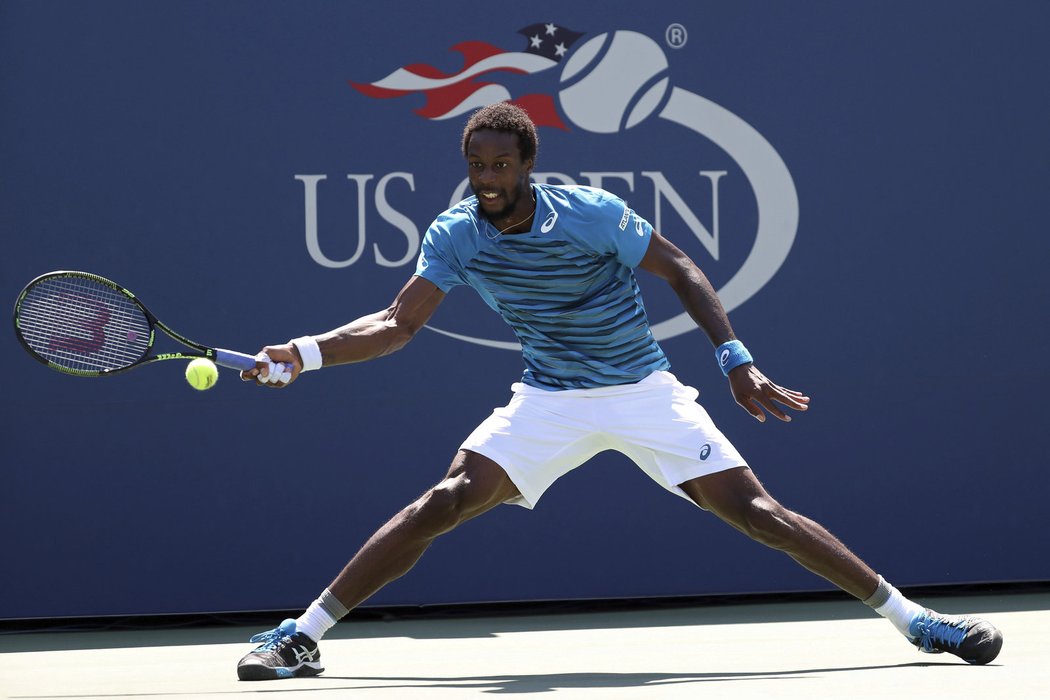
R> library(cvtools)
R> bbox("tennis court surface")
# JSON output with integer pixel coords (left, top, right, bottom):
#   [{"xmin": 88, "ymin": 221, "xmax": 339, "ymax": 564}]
[{"xmin": 2, "ymin": 592, "xmax": 1046, "ymax": 699}]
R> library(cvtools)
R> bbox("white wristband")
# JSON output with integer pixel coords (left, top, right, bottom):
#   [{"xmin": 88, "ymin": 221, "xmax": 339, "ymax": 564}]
[{"xmin": 290, "ymin": 336, "xmax": 323, "ymax": 372}]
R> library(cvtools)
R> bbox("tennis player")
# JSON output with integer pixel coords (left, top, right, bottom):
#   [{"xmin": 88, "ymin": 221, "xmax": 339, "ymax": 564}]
[{"xmin": 236, "ymin": 103, "xmax": 1002, "ymax": 680}]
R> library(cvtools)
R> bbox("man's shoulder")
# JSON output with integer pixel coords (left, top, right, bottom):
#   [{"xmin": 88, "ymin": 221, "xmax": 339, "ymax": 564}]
[
  {"xmin": 537, "ymin": 183, "xmax": 628, "ymax": 231},
  {"xmin": 436, "ymin": 196, "xmax": 480, "ymax": 226},
  {"xmin": 537, "ymin": 183, "xmax": 621, "ymax": 209},
  {"xmin": 427, "ymin": 197, "xmax": 482, "ymax": 240}
]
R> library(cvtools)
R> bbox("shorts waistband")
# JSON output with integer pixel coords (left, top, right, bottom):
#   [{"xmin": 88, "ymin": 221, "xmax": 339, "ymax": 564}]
[{"xmin": 510, "ymin": 370, "xmax": 678, "ymax": 398}]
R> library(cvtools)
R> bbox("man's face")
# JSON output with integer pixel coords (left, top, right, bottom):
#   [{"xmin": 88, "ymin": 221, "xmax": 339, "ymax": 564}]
[{"xmin": 466, "ymin": 129, "xmax": 534, "ymax": 223}]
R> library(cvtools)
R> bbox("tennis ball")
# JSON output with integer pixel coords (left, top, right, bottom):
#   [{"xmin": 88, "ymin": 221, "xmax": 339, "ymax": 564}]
[
  {"xmin": 185, "ymin": 358, "xmax": 218, "ymax": 391},
  {"xmin": 558, "ymin": 31, "xmax": 670, "ymax": 133}
]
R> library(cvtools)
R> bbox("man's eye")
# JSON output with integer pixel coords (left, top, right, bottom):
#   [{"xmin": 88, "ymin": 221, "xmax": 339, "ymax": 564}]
[{"xmin": 495, "ymin": 162, "xmax": 507, "ymax": 169}]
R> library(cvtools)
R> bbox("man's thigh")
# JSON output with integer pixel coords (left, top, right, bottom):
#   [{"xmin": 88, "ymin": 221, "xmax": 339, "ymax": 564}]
[{"xmin": 460, "ymin": 390, "xmax": 608, "ymax": 508}]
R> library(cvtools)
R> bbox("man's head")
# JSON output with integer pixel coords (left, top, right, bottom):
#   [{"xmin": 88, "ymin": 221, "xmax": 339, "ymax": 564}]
[
  {"xmin": 462, "ymin": 103, "xmax": 539, "ymax": 225},
  {"xmin": 461, "ymin": 102, "xmax": 539, "ymax": 164}
]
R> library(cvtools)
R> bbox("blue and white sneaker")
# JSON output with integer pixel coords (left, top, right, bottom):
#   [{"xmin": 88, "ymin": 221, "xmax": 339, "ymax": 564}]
[
  {"xmin": 908, "ymin": 609, "xmax": 1002, "ymax": 665},
  {"xmin": 237, "ymin": 619, "xmax": 323, "ymax": 681}
]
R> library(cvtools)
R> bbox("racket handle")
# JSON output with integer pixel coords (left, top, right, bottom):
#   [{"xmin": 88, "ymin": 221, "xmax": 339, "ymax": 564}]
[{"xmin": 214, "ymin": 348, "xmax": 259, "ymax": 372}]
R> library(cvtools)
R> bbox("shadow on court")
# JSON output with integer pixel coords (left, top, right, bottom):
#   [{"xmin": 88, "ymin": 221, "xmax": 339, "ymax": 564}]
[{"xmin": 320, "ymin": 663, "xmax": 966, "ymax": 694}]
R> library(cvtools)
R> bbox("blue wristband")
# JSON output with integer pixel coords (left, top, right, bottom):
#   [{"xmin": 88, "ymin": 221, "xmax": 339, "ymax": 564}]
[{"xmin": 715, "ymin": 340, "xmax": 752, "ymax": 377}]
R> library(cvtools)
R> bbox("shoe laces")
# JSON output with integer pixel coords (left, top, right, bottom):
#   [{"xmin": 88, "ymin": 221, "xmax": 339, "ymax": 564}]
[
  {"xmin": 249, "ymin": 626, "xmax": 291, "ymax": 651},
  {"xmin": 915, "ymin": 613, "xmax": 971, "ymax": 652}
]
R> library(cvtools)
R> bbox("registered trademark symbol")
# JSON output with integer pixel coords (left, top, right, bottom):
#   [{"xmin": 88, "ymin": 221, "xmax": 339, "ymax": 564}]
[{"xmin": 666, "ymin": 23, "xmax": 688, "ymax": 48}]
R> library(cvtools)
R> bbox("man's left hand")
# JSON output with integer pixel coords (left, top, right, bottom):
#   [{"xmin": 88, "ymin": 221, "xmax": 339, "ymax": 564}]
[{"xmin": 727, "ymin": 364, "xmax": 809, "ymax": 422}]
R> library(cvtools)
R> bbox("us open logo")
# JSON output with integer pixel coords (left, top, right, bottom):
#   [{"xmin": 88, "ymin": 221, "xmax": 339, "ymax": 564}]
[{"xmin": 299, "ymin": 23, "xmax": 799, "ymax": 350}]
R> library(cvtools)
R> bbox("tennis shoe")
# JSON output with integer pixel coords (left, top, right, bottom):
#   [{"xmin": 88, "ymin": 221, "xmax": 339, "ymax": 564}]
[
  {"xmin": 907, "ymin": 609, "xmax": 1002, "ymax": 665},
  {"xmin": 237, "ymin": 619, "xmax": 323, "ymax": 681}
]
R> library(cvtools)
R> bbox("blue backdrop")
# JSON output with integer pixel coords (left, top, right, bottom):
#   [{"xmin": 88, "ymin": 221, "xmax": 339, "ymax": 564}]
[{"xmin": 2, "ymin": 0, "xmax": 1047, "ymax": 619}]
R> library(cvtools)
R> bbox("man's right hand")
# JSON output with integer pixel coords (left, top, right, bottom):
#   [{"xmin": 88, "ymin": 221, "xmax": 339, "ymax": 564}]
[{"xmin": 240, "ymin": 343, "xmax": 302, "ymax": 388}]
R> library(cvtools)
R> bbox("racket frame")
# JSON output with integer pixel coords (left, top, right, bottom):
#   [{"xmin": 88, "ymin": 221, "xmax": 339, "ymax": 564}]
[{"xmin": 13, "ymin": 270, "xmax": 257, "ymax": 377}]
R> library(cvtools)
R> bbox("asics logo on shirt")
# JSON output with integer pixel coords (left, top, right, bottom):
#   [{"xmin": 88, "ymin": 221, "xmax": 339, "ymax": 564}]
[
  {"xmin": 541, "ymin": 211, "xmax": 558, "ymax": 233},
  {"xmin": 700, "ymin": 444, "xmax": 712, "ymax": 460}
]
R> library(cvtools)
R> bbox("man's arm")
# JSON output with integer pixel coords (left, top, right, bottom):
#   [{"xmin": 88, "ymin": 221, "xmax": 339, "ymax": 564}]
[
  {"xmin": 244, "ymin": 275, "xmax": 446, "ymax": 387},
  {"xmin": 638, "ymin": 231, "xmax": 809, "ymax": 422}
]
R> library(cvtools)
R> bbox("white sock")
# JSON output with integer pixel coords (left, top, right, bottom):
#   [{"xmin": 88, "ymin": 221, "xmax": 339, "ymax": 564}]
[
  {"xmin": 864, "ymin": 576, "xmax": 926, "ymax": 637},
  {"xmin": 294, "ymin": 588, "xmax": 348, "ymax": 643}
]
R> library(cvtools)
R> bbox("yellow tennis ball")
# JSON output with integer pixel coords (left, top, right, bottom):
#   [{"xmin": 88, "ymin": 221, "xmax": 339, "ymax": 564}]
[{"xmin": 185, "ymin": 358, "xmax": 218, "ymax": 391}]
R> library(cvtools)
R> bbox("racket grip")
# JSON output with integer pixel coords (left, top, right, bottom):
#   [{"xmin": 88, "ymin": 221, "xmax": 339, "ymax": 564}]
[{"xmin": 213, "ymin": 348, "xmax": 259, "ymax": 372}]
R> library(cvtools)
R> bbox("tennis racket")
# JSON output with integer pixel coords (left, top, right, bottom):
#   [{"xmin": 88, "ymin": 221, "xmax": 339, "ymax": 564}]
[{"xmin": 13, "ymin": 270, "xmax": 260, "ymax": 377}]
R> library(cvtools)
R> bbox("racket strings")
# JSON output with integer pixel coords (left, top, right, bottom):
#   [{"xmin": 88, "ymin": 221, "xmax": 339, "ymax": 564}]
[{"xmin": 17, "ymin": 276, "xmax": 151, "ymax": 373}]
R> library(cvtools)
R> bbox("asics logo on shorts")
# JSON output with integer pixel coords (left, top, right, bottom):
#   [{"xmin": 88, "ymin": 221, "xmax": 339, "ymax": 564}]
[{"xmin": 700, "ymin": 444, "xmax": 711, "ymax": 460}]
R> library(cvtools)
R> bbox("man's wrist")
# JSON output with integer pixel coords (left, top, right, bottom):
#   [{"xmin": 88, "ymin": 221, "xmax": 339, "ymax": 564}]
[
  {"xmin": 290, "ymin": 336, "xmax": 323, "ymax": 372},
  {"xmin": 715, "ymin": 339, "xmax": 752, "ymax": 377}
]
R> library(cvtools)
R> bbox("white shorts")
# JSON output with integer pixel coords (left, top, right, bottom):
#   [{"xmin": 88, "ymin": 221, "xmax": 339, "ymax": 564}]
[{"xmin": 460, "ymin": 370, "xmax": 747, "ymax": 509}]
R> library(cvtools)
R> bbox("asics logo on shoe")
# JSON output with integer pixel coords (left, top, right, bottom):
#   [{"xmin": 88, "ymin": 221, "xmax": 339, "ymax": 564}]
[{"xmin": 293, "ymin": 646, "xmax": 319, "ymax": 664}]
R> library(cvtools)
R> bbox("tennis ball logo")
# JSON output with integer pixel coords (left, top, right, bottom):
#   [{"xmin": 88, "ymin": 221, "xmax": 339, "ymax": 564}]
[{"xmin": 558, "ymin": 31, "xmax": 670, "ymax": 133}]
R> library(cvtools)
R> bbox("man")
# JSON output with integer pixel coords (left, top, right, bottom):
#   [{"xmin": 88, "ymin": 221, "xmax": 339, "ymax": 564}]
[{"xmin": 236, "ymin": 103, "xmax": 1002, "ymax": 681}]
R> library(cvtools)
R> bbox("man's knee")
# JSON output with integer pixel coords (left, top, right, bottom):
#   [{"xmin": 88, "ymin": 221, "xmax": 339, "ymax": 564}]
[
  {"xmin": 410, "ymin": 454, "xmax": 517, "ymax": 536},
  {"xmin": 682, "ymin": 468, "xmax": 799, "ymax": 549},
  {"xmin": 738, "ymin": 496, "xmax": 798, "ymax": 550},
  {"xmin": 411, "ymin": 476, "xmax": 471, "ymax": 535}
]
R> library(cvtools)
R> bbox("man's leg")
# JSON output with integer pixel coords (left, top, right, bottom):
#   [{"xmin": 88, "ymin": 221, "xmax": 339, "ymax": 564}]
[
  {"xmin": 679, "ymin": 466, "xmax": 877, "ymax": 598},
  {"xmin": 327, "ymin": 449, "xmax": 520, "ymax": 609},
  {"xmin": 237, "ymin": 450, "xmax": 519, "ymax": 681},
  {"xmin": 679, "ymin": 466, "xmax": 1002, "ymax": 664}
]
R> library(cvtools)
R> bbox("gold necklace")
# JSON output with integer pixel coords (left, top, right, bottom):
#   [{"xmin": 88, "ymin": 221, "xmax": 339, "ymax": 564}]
[
  {"xmin": 496, "ymin": 194, "xmax": 537, "ymax": 235},
  {"xmin": 497, "ymin": 210, "xmax": 534, "ymax": 234}
]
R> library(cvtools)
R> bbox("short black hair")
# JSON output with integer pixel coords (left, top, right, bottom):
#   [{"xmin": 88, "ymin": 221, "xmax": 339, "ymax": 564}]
[{"xmin": 461, "ymin": 102, "xmax": 539, "ymax": 164}]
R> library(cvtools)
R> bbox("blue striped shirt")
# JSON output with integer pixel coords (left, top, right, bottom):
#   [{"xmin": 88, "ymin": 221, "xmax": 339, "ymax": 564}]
[{"xmin": 415, "ymin": 184, "xmax": 670, "ymax": 390}]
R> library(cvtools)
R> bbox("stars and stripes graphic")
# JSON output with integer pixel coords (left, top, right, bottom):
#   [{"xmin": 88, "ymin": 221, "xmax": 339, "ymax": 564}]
[{"xmin": 350, "ymin": 23, "xmax": 585, "ymax": 129}]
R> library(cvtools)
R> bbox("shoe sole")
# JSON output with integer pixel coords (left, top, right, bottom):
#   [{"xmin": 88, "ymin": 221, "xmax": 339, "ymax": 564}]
[{"xmin": 238, "ymin": 662, "xmax": 324, "ymax": 681}]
